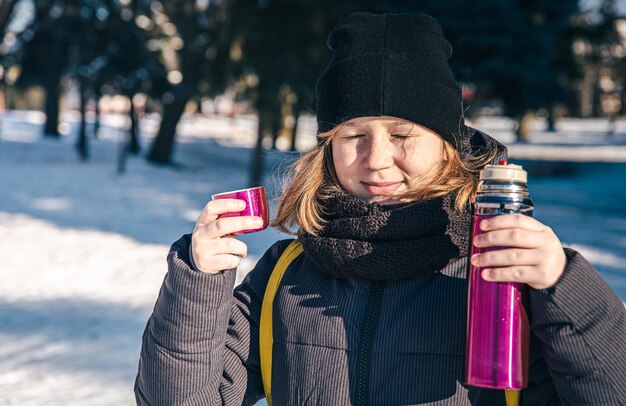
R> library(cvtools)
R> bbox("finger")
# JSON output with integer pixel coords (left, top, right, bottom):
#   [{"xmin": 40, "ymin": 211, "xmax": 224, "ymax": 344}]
[
  {"xmin": 197, "ymin": 199, "xmax": 246, "ymax": 224},
  {"xmin": 197, "ymin": 216, "xmax": 264, "ymax": 239},
  {"xmin": 473, "ymin": 228, "xmax": 545, "ymax": 249},
  {"xmin": 471, "ymin": 248, "xmax": 540, "ymax": 268},
  {"xmin": 196, "ymin": 237, "xmax": 248, "ymax": 258},
  {"xmin": 196, "ymin": 254, "xmax": 242, "ymax": 273},
  {"xmin": 481, "ymin": 266, "xmax": 539, "ymax": 285},
  {"xmin": 478, "ymin": 214, "xmax": 546, "ymax": 232}
]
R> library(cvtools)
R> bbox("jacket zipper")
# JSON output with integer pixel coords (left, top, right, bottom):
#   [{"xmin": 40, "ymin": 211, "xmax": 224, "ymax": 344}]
[{"xmin": 355, "ymin": 280, "xmax": 386, "ymax": 406}]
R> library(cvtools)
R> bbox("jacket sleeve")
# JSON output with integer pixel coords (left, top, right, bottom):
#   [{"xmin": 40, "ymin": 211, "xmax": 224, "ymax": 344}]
[
  {"xmin": 134, "ymin": 234, "xmax": 292, "ymax": 405},
  {"xmin": 529, "ymin": 247, "xmax": 626, "ymax": 405}
]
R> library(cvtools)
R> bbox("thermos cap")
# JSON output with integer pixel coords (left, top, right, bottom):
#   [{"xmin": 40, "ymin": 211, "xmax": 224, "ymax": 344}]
[{"xmin": 480, "ymin": 163, "xmax": 528, "ymax": 183}]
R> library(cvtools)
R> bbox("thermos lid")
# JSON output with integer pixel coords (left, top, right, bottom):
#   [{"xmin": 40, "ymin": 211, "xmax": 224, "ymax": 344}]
[{"xmin": 480, "ymin": 161, "xmax": 528, "ymax": 182}]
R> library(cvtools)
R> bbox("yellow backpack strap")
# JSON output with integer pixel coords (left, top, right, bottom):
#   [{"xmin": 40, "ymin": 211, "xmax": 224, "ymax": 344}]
[
  {"xmin": 260, "ymin": 239, "xmax": 303, "ymax": 406},
  {"xmin": 260, "ymin": 239, "xmax": 519, "ymax": 406},
  {"xmin": 505, "ymin": 389, "xmax": 520, "ymax": 406}
]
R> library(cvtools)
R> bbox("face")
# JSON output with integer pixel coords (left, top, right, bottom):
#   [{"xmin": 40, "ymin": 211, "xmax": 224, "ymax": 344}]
[{"xmin": 331, "ymin": 116, "xmax": 445, "ymax": 205}]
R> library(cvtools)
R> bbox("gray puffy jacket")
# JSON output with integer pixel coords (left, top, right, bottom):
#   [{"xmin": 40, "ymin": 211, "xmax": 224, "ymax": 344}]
[{"xmin": 135, "ymin": 234, "xmax": 626, "ymax": 405}]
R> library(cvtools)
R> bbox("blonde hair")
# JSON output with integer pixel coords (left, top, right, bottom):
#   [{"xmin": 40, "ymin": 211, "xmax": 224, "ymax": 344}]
[{"xmin": 271, "ymin": 124, "xmax": 498, "ymax": 235}]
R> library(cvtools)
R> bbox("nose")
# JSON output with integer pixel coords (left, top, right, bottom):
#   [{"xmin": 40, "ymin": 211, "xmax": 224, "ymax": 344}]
[{"xmin": 363, "ymin": 135, "xmax": 395, "ymax": 170}]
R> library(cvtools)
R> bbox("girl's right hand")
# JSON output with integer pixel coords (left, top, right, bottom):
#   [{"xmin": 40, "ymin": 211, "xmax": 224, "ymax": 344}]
[{"xmin": 191, "ymin": 198, "xmax": 265, "ymax": 274}]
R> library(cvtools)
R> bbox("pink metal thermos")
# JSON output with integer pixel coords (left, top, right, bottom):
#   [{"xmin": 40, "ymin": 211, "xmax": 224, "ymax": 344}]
[{"xmin": 465, "ymin": 161, "xmax": 533, "ymax": 390}]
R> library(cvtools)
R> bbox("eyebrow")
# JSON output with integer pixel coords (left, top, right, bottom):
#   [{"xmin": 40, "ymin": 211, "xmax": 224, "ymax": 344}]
[{"xmin": 389, "ymin": 122, "xmax": 413, "ymax": 129}]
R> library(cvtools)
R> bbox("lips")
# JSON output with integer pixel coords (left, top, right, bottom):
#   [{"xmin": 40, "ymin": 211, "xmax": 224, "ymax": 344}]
[{"xmin": 361, "ymin": 181, "xmax": 403, "ymax": 195}]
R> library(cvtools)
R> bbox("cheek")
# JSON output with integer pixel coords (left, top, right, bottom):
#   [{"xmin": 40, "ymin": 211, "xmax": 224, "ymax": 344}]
[
  {"xmin": 332, "ymin": 144, "xmax": 359, "ymax": 186},
  {"xmin": 401, "ymin": 140, "xmax": 444, "ymax": 177}
]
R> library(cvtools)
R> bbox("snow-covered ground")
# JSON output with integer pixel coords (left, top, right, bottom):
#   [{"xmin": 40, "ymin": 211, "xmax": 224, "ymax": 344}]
[{"xmin": 0, "ymin": 110, "xmax": 625, "ymax": 405}]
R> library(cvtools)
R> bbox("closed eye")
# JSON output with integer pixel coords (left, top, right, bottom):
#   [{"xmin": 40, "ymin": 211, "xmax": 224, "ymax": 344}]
[
  {"xmin": 341, "ymin": 134, "xmax": 365, "ymax": 139},
  {"xmin": 391, "ymin": 134, "xmax": 412, "ymax": 140}
]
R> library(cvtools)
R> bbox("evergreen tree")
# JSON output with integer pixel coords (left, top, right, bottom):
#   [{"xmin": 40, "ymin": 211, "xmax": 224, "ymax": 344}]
[
  {"xmin": 393, "ymin": 0, "xmax": 579, "ymax": 120},
  {"xmin": 567, "ymin": 0, "xmax": 626, "ymax": 120},
  {"xmin": 4, "ymin": 0, "xmax": 166, "ymax": 157},
  {"xmin": 0, "ymin": 0, "xmax": 17, "ymax": 38},
  {"xmin": 12, "ymin": 0, "xmax": 71, "ymax": 136},
  {"xmin": 228, "ymin": 0, "xmax": 380, "ymax": 185},
  {"xmin": 146, "ymin": 0, "xmax": 233, "ymax": 164},
  {"xmin": 416, "ymin": 0, "xmax": 578, "ymax": 139}
]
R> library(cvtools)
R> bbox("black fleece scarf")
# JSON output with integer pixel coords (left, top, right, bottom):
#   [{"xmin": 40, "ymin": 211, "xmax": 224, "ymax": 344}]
[
  {"xmin": 298, "ymin": 191, "xmax": 472, "ymax": 281},
  {"xmin": 298, "ymin": 127, "xmax": 506, "ymax": 281}
]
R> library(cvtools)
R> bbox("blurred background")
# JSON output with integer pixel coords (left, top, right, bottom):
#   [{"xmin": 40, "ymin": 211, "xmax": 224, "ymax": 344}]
[{"xmin": 0, "ymin": 0, "xmax": 625, "ymax": 404}]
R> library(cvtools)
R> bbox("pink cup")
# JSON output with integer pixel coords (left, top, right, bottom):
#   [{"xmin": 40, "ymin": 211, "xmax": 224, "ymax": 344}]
[{"xmin": 211, "ymin": 186, "xmax": 269, "ymax": 235}]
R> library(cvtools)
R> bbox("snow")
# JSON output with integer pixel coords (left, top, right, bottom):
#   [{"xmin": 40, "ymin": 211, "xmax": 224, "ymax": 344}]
[{"xmin": 0, "ymin": 110, "xmax": 625, "ymax": 405}]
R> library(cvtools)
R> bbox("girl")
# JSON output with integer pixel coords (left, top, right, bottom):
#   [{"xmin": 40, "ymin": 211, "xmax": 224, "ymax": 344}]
[{"xmin": 135, "ymin": 12, "xmax": 626, "ymax": 405}]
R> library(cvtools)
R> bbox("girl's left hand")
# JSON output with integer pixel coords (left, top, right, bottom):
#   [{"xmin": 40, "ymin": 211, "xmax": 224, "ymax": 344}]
[{"xmin": 470, "ymin": 214, "xmax": 567, "ymax": 290}]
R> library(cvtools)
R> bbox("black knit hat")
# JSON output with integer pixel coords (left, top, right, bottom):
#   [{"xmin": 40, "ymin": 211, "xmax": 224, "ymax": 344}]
[{"xmin": 315, "ymin": 12, "xmax": 467, "ymax": 150}]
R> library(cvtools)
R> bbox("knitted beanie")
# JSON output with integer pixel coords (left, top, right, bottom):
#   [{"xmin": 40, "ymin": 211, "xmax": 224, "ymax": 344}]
[{"xmin": 315, "ymin": 12, "xmax": 466, "ymax": 150}]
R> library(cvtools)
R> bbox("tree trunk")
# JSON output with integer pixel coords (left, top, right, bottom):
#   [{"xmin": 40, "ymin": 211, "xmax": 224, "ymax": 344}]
[
  {"xmin": 0, "ymin": 1, "xmax": 16, "ymax": 38},
  {"xmin": 147, "ymin": 90, "xmax": 191, "ymax": 164},
  {"xmin": 592, "ymin": 67, "xmax": 601, "ymax": 117},
  {"xmin": 117, "ymin": 128, "xmax": 128, "ymax": 174},
  {"xmin": 250, "ymin": 110, "xmax": 270, "ymax": 187},
  {"xmin": 546, "ymin": 105, "xmax": 556, "ymax": 132},
  {"xmin": 128, "ymin": 95, "xmax": 140, "ymax": 154},
  {"xmin": 44, "ymin": 81, "xmax": 61, "ymax": 137},
  {"xmin": 94, "ymin": 95, "xmax": 101, "ymax": 138},
  {"xmin": 271, "ymin": 110, "xmax": 281, "ymax": 150},
  {"xmin": 4, "ymin": 84, "xmax": 15, "ymax": 110},
  {"xmin": 620, "ymin": 78, "xmax": 626, "ymax": 116},
  {"xmin": 0, "ymin": 85, "xmax": 4, "ymax": 139},
  {"xmin": 289, "ymin": 106, "xmax": 302, "ymax": 151},
  {"xmin": 516, "ymin": 111, "xmax": 535, "ymax": 143},
  {"xmin": 76, "ymin": 80, "xmax": 88, "ymax": 160}
]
